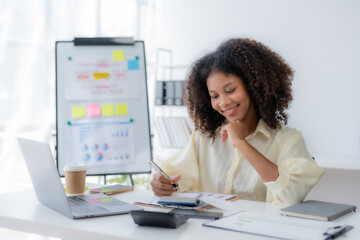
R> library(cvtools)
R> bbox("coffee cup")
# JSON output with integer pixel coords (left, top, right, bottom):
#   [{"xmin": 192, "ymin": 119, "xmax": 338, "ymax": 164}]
[{"xmin": 63, "ymin": 163, "xmax": 87, "ymax": 194}]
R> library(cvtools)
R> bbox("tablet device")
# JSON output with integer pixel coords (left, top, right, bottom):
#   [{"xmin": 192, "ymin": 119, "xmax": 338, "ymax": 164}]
[
  {"xmin": 130, "ymin": 210, "xmax": 189, "ymax": 228},
  {"xmin": 169, "ymin": 209, "xmax": 223, "ymax": 220}
]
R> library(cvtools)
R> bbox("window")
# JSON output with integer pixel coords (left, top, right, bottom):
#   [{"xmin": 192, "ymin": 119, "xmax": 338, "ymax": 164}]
[{"xmin": 0, "ymin": 0, "xmax": 157, "ymax": 194}]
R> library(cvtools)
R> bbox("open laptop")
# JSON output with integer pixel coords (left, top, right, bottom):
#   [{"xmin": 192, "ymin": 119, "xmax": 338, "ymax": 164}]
[{"xmin": 17, "ymin": 137, "xmax": 143, "ymax": 219}]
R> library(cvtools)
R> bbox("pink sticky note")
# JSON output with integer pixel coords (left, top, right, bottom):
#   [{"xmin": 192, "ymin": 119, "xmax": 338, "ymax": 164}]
[{"xmin": 87, "ymin": 104, "xmax": 101, "ymax": 117}]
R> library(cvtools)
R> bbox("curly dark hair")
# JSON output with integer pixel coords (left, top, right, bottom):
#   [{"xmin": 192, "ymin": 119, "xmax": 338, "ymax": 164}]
[{"xmin": 184, "ymin": 38, "xmax": 294, "ymax": 139}]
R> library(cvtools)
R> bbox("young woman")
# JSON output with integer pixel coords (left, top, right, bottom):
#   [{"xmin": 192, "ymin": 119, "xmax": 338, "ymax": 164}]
[{"xmin": 150, "ymin": 38, "xmax": 324, "ymax": 206}]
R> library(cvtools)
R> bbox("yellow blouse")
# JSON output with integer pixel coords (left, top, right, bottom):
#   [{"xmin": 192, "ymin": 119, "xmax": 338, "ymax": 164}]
[{"xmin": 160, "ymin": 119, "xmax": 325, "ymax": 206}]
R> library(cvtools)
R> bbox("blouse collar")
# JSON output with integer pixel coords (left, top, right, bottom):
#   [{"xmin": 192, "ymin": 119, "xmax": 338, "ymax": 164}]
[{"xmin": 245, "ymin": 119, "xmax": 271, "ymax": 140}]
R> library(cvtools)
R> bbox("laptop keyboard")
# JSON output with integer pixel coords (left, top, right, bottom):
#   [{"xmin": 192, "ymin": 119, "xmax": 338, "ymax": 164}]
[{"xmin": 68, "ymin": 196, "xmax": 111, "ymax": 216}]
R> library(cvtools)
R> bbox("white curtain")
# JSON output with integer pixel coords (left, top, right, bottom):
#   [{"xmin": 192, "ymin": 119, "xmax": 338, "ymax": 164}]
[{"xmin": 0, "ymin": 0, "xmax": 157, "ymax": 194}]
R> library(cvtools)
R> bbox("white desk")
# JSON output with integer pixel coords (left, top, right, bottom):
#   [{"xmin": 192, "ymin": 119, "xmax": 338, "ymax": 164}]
[{"xmin": 0, "ymin": 188, "xmax": 358, "ymax": 240}]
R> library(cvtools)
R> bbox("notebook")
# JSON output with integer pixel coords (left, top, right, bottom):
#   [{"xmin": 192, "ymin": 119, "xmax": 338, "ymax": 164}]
[
  {"xmin": 281, "ymin": 200, "xmax": 356, "ymax": 221},
  {"xmin": 158, "ymin": 193, "xmax": 201, "ymax": 206},
  {"xmin": 90, "ymin": 184, "xmax": 134, "ymax": 195},
  {"xmin": 17, "ymin": 137, "xmax": 142, "ymax": 219}
]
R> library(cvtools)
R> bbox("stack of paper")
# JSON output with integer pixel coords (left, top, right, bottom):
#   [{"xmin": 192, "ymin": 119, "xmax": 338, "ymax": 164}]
[
  {"xmin": 155, "ymin": 116, "xmax": 194, "ymax": 148},
  {"xmin": 134, "ymin": 192, "xmax": 238, "ymax": 210}
]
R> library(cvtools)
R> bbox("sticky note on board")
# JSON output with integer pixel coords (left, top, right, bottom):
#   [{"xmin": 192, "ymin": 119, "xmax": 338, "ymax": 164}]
[
  {"xmin": 72, "ymin": 106, "xmax": 85, "ymax": 119},
  {"xmin": 115, "ymin": 104, "xmax": 128, "ymax": 115},
  {"xmin": 113, "ymin": 50, "xmax": 125, "ymax": 61},
  {"xmin": 93, "ymin": 72, "xmax": 110, "ymax": 80},
  {"xmin": 77, "ymin": 73, "xmax": 89, "ymax": 80},
  {"xmin": 87, "ymin": 104, "xmax": 101, "ymax": 117},
  {"xmin": 127, "ymin": 59, "xmax": 139, "ymax": 70},
  {"xmin": 101, "ymin": 104, "xmax": 114, "ymax": 117}
]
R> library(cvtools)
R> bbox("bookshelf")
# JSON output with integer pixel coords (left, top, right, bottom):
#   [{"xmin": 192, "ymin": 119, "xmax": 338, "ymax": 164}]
[{"xmin": 152, "ymin": 49, "xmax": 194, "ymax": 162}]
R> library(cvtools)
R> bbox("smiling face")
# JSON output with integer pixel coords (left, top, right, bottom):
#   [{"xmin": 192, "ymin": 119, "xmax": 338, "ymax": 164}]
[{"xmin": 206, "ymin": 71, "xmax": 257, "ymax": 123}]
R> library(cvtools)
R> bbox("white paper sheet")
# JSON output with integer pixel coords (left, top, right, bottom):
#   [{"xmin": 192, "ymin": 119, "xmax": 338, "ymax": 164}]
[
  {"xmin": 135, "ymin": 192, "xmax": 236, "ymax": 210},
  {"xmin": 204, "ymin": 211, "xmax": 340, "ymax": 240}
]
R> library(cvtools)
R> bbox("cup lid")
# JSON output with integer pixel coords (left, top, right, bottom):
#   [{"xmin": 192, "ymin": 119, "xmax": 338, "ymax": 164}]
[{"xmin": 63, "ymin": 163, "xmax": 86, "ymax": 172}]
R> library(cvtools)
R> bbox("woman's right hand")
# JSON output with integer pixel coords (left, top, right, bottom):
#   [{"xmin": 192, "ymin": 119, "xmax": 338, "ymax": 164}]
[{"xmin": 150, "ymin": 173, "xmax": 181, "ymax": 196}]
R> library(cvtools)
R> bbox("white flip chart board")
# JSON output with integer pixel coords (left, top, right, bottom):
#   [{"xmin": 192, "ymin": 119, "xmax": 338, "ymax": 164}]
[{"xmin": 55, "ymin": 38, "xmax": 152, "ymax": 176}]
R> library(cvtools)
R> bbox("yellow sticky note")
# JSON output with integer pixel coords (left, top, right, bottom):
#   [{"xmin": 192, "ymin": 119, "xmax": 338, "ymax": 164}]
[
  {"xmin": 101, "ymin": 104, "xmax": 114, "ymax": 117},
  {"xmin": 100, "ymin": 198, "xmax": 114, "ymax": 202},
  {"xmin": 115, "ymin": 104, "xmax": 128, "ymax": 115},
  {"xmin": 113, "ymin": 50, "xmax": 125, "ymax": 61},
  {"xmin": 93, "ymin": 72, "xmax": 110, "ymax": 80},
  {"xmin": 72, "ymin": 106, "xmax": 85, "ymax": 119}
]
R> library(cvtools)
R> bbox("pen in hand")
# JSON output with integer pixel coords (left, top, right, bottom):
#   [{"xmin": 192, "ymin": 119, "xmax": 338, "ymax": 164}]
[{"xmin": 149, "ymin": 160, "xmax": 180, "ymax": 191}]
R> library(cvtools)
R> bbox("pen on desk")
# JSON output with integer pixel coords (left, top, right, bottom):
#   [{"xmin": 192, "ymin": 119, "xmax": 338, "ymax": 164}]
[
  {"xmin": 323, "ymin": 225, "xmax": 353, "ymax": 240},
  {"xmin": 149, "ymin": 160, "xmax": 180, "ymax": 191}
]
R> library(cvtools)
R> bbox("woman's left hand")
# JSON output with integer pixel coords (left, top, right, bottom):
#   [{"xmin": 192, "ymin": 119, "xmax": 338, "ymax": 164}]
[{"xmin": 220, "ymin": 120, "xmax": 247, "ymax": 147}]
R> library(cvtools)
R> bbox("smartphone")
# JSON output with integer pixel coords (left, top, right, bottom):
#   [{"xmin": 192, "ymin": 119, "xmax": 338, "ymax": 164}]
[{"xmin": 169, "ymin": 209, "xmax": 223, "ymax": 220}]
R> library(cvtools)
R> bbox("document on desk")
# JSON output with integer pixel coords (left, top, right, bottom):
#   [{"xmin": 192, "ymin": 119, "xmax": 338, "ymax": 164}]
[
  {"xmin": 134, "ymin": 192, "xmax": 238, "ymax": 210},
  {"xmin": 203, "ymin": 211, "xmax": 353, "ymax": 240}
]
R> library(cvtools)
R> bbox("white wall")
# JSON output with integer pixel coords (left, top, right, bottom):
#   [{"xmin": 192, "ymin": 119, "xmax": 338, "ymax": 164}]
[
  {"xmin": 306, "ymin": 168, "xmax": 360, "ymax": 208},
  {"xmin": 155, "ymin": 0, "xmax": 360, "ymax": 168}
]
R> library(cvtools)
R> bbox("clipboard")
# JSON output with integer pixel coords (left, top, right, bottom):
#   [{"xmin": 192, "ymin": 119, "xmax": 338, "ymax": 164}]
[{"xmin": 203, "ymin": 211, "xmax": 353, "ymax": 240}]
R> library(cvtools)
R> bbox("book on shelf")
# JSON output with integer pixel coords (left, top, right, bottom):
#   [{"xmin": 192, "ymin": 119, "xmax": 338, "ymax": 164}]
[
  {"xmin": 154, "ymin": 80, "xmax": 185, "ymax": 106},
  {"xmin": 155, "ymin": 81, "xmax": 164, "ymax": 105},
  {"xmin": 162, "ymin": 117, "xmax": 177, "ymax": 147},
  {"xmin": 174, "ymin": 117, "xmax": 188, "ymax": 146},
  {"xmin": 155, "ymin": 117, "xmax": 171, "ymax": 147},
  {"xmin": 280, "ymin": 200, "xmax": 356, "ymax": 221},
  {"xmin": 174, "ymin": 81, "xmax": 184, "ymax": 106},
  {"xmin": 155, "ymin": 116, "xmax": 194, "ymax": 148},
  {"xmin": 173, "ymin": 117, "xmax": 188, "ymax": 147},
  {"xmin": 169, "ymin": 117, "xmax": 182, "ymax": 147},
  {"xmin": 155, "ymin": 117, "xmax": 168, "ymax": 147},
  {"xmin": 164, "ymin": 81, "xmax": 175, "ymax": 105},
  {"xmin": 179, "ymin": 117, "xmax": 192, "ymax": 137}
]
